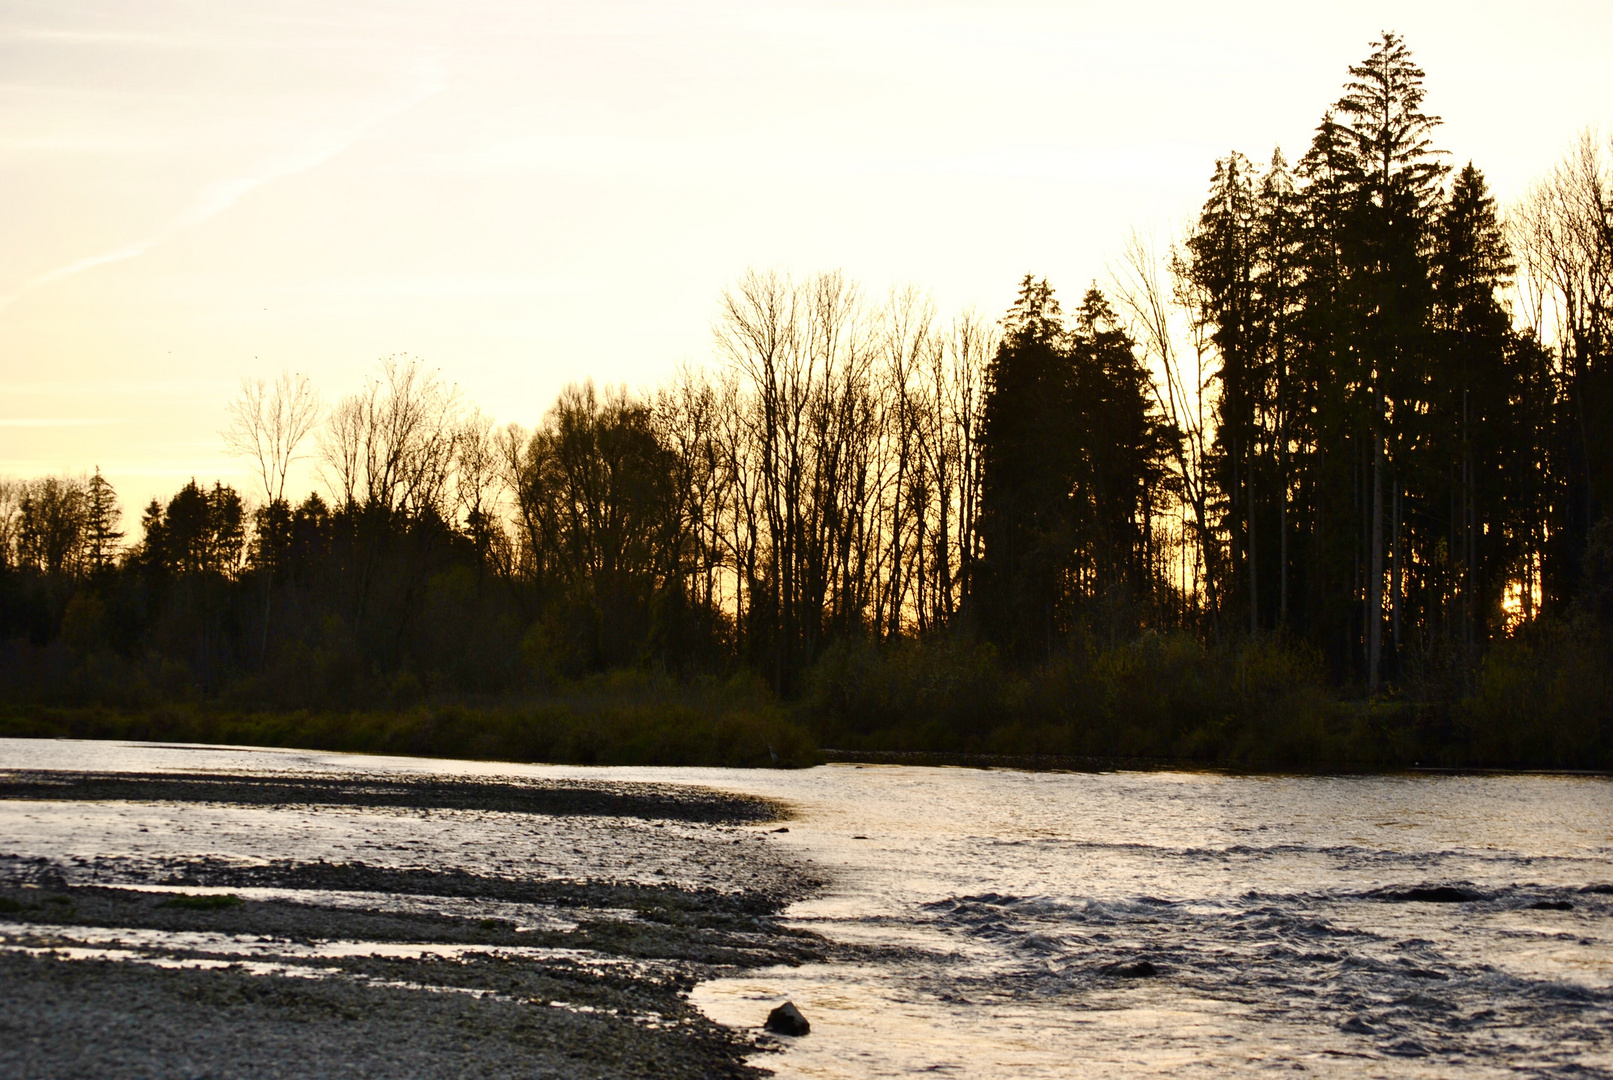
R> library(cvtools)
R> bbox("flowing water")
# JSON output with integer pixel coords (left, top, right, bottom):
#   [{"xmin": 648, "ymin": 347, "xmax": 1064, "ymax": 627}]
[
  {"xmin": 2, "ymin": 740, "xmax": 1609, "ymax": 1077},
  {"xmin": 689, "ymin": 765, "xmax": 1613, "ymax": 1078}
]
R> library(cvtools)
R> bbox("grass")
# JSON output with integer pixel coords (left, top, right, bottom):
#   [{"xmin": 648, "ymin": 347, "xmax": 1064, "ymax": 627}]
[{"xmin": 0, "ymin": 670, "xmax": 822, "ymax": 769}]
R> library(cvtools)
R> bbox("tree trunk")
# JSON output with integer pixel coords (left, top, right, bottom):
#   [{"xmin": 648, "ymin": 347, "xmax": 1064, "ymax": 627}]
[
  {"xmin": 1279, "ymin": 404, "xmax": 1289, "ymax": 629},
  {"xmin": 1368, "ymin": 417, "xmax": 1385, "ymax": 694},
  {"xmin": 1248, "ymin": 444, "xmax": 1258, "ymax": 636},
  {"xmin": 1391, "ymin": 484, "xmax": 1401, "ymax": 659}
]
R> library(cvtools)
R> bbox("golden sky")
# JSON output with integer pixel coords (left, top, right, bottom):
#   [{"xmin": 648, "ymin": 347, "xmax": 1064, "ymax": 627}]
[{"xmin": 2, "ymin": 0, "xmax": 1609, "ymax": 516}]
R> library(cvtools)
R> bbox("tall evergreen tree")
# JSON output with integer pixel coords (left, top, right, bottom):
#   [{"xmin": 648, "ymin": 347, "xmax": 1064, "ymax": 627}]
[
  {"xmin": 1255, "ymin": 150, "xmax": 1305, "ymax": 628},
  {"xmin": 1330, "ymin": 31, "xmax": 1447, "ymax": 688},
  {"xmin": 1067, "ymin": 289, "xmax": 1171, "ymax": 613},
  {"xmin": 974, "ymin": 276, "xmax": 1073, "ymax": 657},
  {"xmin": 1424, "ymin": 163, "xmax": 1521, "ymax": 663},
  {"xmin": 974, "ymin": 278, "xmax": 1169, "ymax": 656},
  {"xmin": 83, "ymin": 467, "xmax": 123, "ymax": 573},
  {"xmin": 1186, "ymin": 151, "xmax": 1265, "ymax": 633}
]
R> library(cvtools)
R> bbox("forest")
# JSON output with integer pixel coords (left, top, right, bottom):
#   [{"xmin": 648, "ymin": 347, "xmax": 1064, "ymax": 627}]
[{"xmin": 2, "ymin": 34, "xmax": 1609, "ymax": 769}]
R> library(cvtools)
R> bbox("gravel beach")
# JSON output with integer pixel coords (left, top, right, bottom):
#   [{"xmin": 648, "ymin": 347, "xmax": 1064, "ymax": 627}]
[{"xmin": 0, "ymin": 766, "xmax": 824, "ymax": 1079}]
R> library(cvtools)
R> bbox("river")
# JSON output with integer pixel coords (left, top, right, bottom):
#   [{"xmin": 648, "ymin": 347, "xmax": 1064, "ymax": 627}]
[{"xmin": 2, "ymin": 739, "xmax": 1609, "ymax": 1077}]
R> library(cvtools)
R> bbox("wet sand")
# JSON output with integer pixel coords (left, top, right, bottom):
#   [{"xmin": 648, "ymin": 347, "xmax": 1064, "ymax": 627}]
[{"xmin": 0, "ymin": 767, "xmax": 824, "ymax": 1079}]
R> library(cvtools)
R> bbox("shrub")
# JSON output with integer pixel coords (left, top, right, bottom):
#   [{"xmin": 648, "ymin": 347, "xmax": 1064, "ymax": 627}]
[
  {"xmin": 1460, "ymin": 618, "xmax": 1612, "ymax": 768},
  {"xmin": 0, "ymin": 670, "xmax": 821, "ymax": 770}
]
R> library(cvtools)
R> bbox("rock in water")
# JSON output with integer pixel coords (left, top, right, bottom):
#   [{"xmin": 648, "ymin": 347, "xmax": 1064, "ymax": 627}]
[
  {"xmin": 1374, "ymin": 885, "xmax": 1479, "ymax": 903},
  {"xmin": 765, "ymin": 1002, "xmax": 810, "ymax": 1036}
]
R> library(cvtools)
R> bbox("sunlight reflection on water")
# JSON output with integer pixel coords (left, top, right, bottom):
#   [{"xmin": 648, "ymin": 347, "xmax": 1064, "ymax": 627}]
[{"xmin": 684, "ymin": 764, "xmax": 1613, "ymax": 1078}]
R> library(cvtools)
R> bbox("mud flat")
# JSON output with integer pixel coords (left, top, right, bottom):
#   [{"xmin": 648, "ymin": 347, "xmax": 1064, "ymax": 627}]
[{"xmin": 0, "ymin": 765, "xmax": 824, "ymax": 1079}]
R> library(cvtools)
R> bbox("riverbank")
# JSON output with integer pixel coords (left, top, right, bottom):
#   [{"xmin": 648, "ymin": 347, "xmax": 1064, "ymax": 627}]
[
  {"xmin": 0, "ymin": 762, "xmax": 825, "ymax": 1079},
  {"xmin": 0, "ymin": 695, "xmax": 822, "ymax": 769},
  {"xmin": 4, "ymin": 611, "xmax": 1610, "ymax": 774}
]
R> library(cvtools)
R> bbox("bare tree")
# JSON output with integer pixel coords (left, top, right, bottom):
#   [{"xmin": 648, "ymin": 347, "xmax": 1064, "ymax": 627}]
[
  {"xmin": 654, "ymin": 363, "xmax": 729, "ymax": 618},
  {"xmin": 454, "ymin": 406, "xmax": 501, "ymax": 524},
  {"xmin": 15, "ymin": 475, "xmax": 89, "ymax": 576},
  {"xmin": 916, "ymin": 309, "xmax": 992, "ymax": 624},
  {"xmin": 224, "ymin": 372, "xmax": 321, "ymax": 659},
  {"xmin": 710, "ymin": 368, "xmax": 765, "ymax": 643},
  {"xmin": 318, "ymin": 358, "xmax": 463, "ymax": 517},
  {"xmin": 223, "ymin": 372, "xmax": 323, "ymax": 506},
  {"xmin": 0, "ymin": 478, "xmax": 23, "ymax": 569},
  {"xmin": 714, "ymin": 268, "xmax": 893, "ymax": 677},
  {"xmin": 1512, "ymin": 129, "xmax": 1613, "ymax": 604},
  {"xmin": 875, "ymin": 285, "xmax": 936, "ymax": 636},
  {"xmin": 1513, "ymin": 131, "xmax": 1612, "ymax": 436},
  {"xmin": 1110, "ymin": 228, "xmax": 1221, "ymax": 620},
  {"xmin": 313, "ymin": 357, "xmax": 466, "ymax": 634},
  {"xmin": 454, "ymin": 406, "xmax": 513, "ymax": 575},
  {"xmin": 1512, "ymin": 130, "xmax": 1612, "ymax": 354},
  {"xmin": 715, "ymin": 269, "xmax": 810, "ymax": 684}
]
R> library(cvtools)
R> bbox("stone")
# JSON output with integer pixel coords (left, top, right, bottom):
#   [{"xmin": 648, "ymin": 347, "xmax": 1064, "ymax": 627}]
[
  {"xmin": 1376, "ymin": 885, "xmax": 1478, "ymax": 903},
  {"xmin": 765, "ymin": 1001, "xmax": 810, "ymax": 1036}
]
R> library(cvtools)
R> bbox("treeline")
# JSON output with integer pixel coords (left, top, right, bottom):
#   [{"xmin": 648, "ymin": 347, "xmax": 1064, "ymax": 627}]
[
  {"xmin": 1144, "ymin": 40, "xmax": 1609, "ymax": 692},
  {"xmin": 1, "ymin": 286, "xmax": 997, "ymax": 706},
  {"xmin": 2, "ymin": 33, "xmax": 1609, "ymax": 768}
]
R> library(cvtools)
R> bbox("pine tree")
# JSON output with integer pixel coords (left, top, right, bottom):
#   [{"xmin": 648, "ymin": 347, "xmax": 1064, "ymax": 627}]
[
  {"xmin": 974, "ymin": 276, "xmax": 1074, "ymax": 656},
  {"xmin": 1427, "ymin": 163, "xmax": 1519, "ymax": 661},
  {"xmin": 974, "ymin": 278, "xmax": 1169, "ymax": 655},
  {"xmin": 1331, "ymin": 32, "xmax": 1447, "ymax": 688},
  {"xmin": 1068, "ymin": 288, "xmax": 1171, "ymax": 613},
  {"xmin": 1256, "ymin": 149, "xmax": 1305, "ymax": 628},
  {"xmin": 83, "ymin": 467, "xmax": 123, "ymax": 572},
  {"xmin": 1186, "ymin": 152, "xmax": 1265, "ymax": 633},
  {"xmin": 1291, "ymin": 113, "xmax": 1364, "ymax": 675}
]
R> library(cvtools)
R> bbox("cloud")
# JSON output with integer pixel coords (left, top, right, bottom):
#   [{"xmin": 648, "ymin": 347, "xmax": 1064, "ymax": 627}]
[
  {"xmin": 0, "ymin": 57, "xmax": 446, "ymax": 313},
  {"xmin": 0, "ymin": 418, "xmax": 120, "ymax": 427}
]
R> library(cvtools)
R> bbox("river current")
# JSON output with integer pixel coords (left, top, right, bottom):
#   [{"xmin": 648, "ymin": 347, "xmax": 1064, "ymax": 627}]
[{"xmin": 2, "ymin": 740, "xmax": 1609, "ymax": 1077}]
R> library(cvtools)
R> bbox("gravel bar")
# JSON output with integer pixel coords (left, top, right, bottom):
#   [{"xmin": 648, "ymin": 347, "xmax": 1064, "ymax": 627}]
[{"xmin": 0, "ymin": 769, "xmax": 822, "ymax": 1079}]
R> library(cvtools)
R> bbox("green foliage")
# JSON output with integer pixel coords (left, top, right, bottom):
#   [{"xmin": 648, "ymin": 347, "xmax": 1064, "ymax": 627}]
[
  {"xmin": 0, "ymin": 671, "xmax": 820, "ymax": 769},
  {"xmin": 801, "ymin": 630, "xmax": 1452, "ymax": 769},
  {"xmin": 1460, "ymin": 618, "xmax": 1613, "ymax": 768},
  {"xmin": 58, "ymin": 591, "xmax": 109, "ymax": 655},
  {"xmin": 146, "ymin": 480, "xmax": 246, "ymax": 577},
  {"xmin": 803, "ymin": 633, "xmax": 1007, "ymax": 748},
  {"xmin": 974, "ymin": 280, "xmax": 1171, "ymax": 655}
]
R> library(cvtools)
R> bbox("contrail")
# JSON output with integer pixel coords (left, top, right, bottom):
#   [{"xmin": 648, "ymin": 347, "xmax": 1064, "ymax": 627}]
[{"xmin": 0, "ymin": 57, "xmax": 446, "ymax": 313}]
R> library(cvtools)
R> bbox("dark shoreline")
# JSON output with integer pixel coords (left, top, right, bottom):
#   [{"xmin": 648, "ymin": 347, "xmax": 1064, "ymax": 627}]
[
  {"xmin": 4, "ymin": 724, "xmax": 1610, "ymax": 778},
  {"xmin": 820, "ymin": 747, "xmax": 1613, "ymax": 777}
]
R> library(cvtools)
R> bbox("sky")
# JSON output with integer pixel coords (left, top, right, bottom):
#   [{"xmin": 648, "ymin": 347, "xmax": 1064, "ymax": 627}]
[{"xmin": 1, "ymin": 0, "xmax": 1610, "ymax": 516}]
